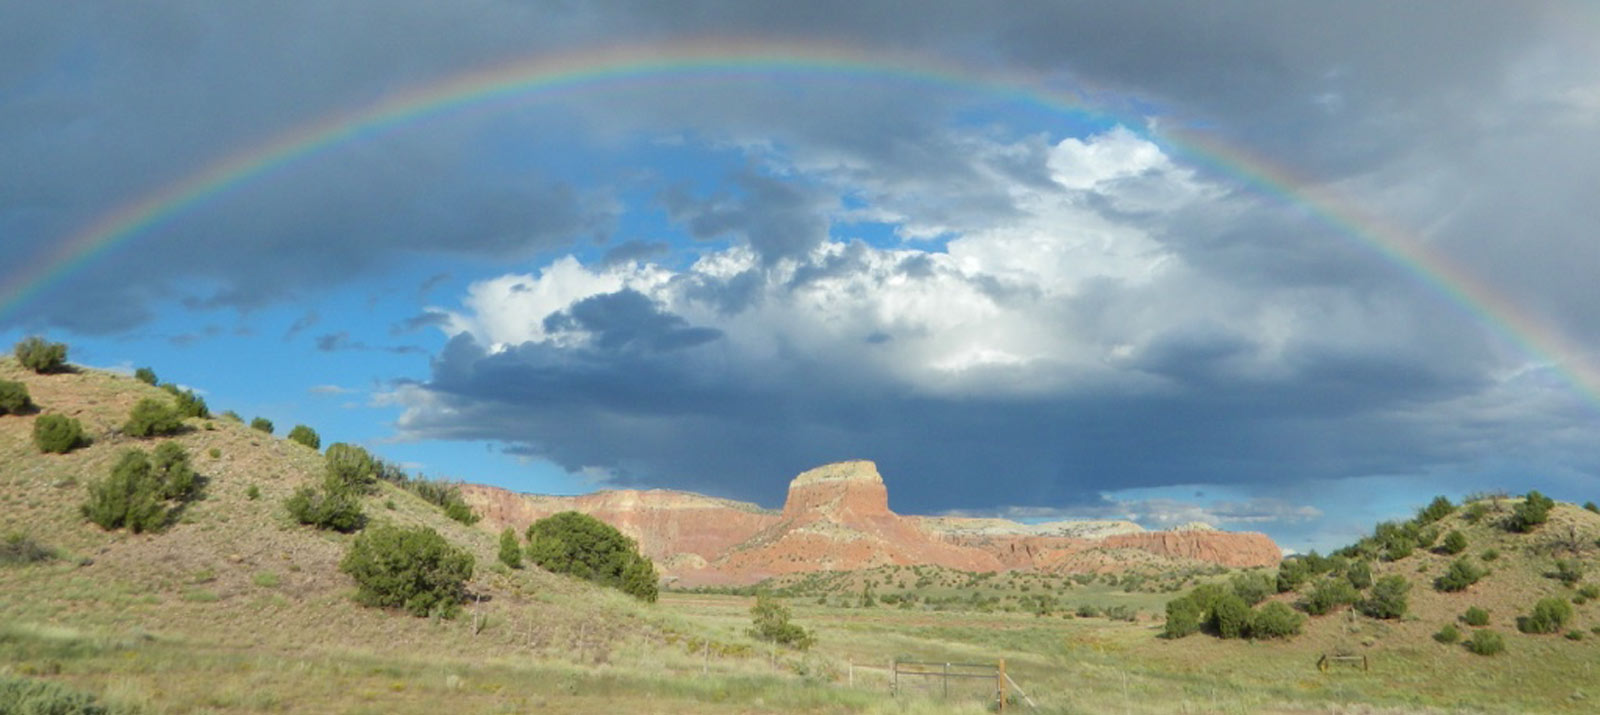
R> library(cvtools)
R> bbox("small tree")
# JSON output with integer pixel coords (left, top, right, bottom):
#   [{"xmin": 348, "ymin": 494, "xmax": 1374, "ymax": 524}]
[
  {"xmin": 1507, "ymin": 491, "xmax": 1554, "ymax": 533},
  {"xmin": 1230, "ymin": 572, "xmax": 1274, "ymax": 606},
  {"xmin": 498, "ymin": 528, "xmax": 523, "ymax": 569},
  {"xmin": 1345, "ymin": 560, "xmax": 1373, "ymax": 589},
  {"xmin": 1303, "ymin": 577, "xmax": 1360, "ymax": 615},
  {"xmin": 1518, "ymin": 597, "xmax": 1573, "ymax": 634},
  {"xmin": 123, "ymin": 398, "xmax": 183, "ymax": 437},
  {"xmin": 1163, "ymin": 596, "xmax": 1203, "ymax": 638},
  {"xmin": 1440, "ymin": 530, "xmax": 1468, "ymax": 555},
  {"xmin": 32, "ymin": 414, "xmax": 85, "ymax": 454},
  {"xmin": 14, "ymin": 337, "xmax": 67, "ymax": 373},
  {"xmin": 150, "ymin": 441, "xmax": 198, "ymax": 501},
  {"xmin": 168, "ymin": 388, "xmax": 209, "ymax": 419},
  {"xmin": 1433, "ymin": 624, "xmax": 1461, "ymax": 644},
  {"xmin": 340, "ymin": 524, "xmax": 474, "ymax": 617},
  {"xmin": 1276, "ymin": 558, "xmax": 1310, "ymax": 592},
  {"xmin": 1210, "ymin": 593, "xmax": 1251, "ymax": 639},
  {"xmin": 1359, "ymin": 575, "xmax": 1410, "ymax": 619},
  {"xmin": 1434, "ymin": 558, "xmax": 1486, "ymax": 592},
  {"xmin": 250, "ymin": 417, "xmax": 274, "ymax": 434},
  {"xmin": 1462, "ymin": 606, "xmax": 1490, "ymax": 626},
  {"xmin": 285, "ymin": 485, "xmax": 364, "ymax": 532},
  {"xmin": 134, "ymin": 367, "xmax": 158, "ymax": 385},
  {"xmin": 749, "ymin": 593, "xmax": 814, "ymax": 649},
  {"xmin": 81, "ymin": 451, "xmax": 167, "ymax": 533},
  {"xmin": 1417, "ymin": 495, "xmax": 1455, "ymax": 523},
  {"xmin": 1248, "ymin": 601, "xmax": 1304, "ymax": 639},
  {"xmin": 324, "ymin": 443, "xmax": 377, "ymax": 494},
  {"xmin": 0, "ymin": 380, "xmax": 31, "ymax": 415},
  {"xmin": 525, "ymin": 511, "xmax": 659, "ymax": 602},
  {"xmin": 287, "ymin": 424, "xmax": 321, "ymax": 450}
]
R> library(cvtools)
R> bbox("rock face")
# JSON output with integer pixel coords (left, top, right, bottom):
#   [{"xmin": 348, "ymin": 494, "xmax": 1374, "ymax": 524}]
[{"xmin": 463, "ymin": 460, "xmax": 1282, "ymax": 586}]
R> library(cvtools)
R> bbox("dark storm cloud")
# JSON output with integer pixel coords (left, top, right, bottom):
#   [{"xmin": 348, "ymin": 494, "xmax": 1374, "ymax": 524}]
[
  {"xmin": 660, "ymin": 170, "xmax": 834, "ymax": 264},
  {"xmin": 397, "ymin": 317, "xmax": 1523, "ymax": 511},
  {"xmin": 599, "ymin": 240, "xmax": 670, "ymax": 267},
  {"xmin": 541, "ymin": 289, "xmax": 723, "ymax": 353}
]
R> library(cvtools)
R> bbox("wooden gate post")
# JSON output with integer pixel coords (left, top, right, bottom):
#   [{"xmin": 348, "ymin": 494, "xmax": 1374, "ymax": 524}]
[{"xmin": 997, "ymin": 659, "xmax": 1007, "ymax": 713}]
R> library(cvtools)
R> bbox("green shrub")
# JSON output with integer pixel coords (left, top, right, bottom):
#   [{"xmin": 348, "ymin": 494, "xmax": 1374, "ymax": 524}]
[
  {"xmin": 1481, "ymin": 548, "xmax": 1499, "ymax": 561},
  {"xmin": 1210, "ymin": 593, "xmax": 1250, "ymax": 639},
  {"xmin": 1, "ymin": 532, "xmax": 55, "ymax": 565},
  {"xmin": 14, "ymin": 337, "xmax": 68, "ymax": 373},
  {"xmin": 1358, "ymin": 575, "xmax": 1410, "ymax": 619},
  {"xmin": 1345, "ymin": 560, "xmax": 1373, "ymax": 589},
  {"xmin": 750, "ymin": 593, "xmax": 814, "ymax": 649},
  {"xmin": 32, "ymin": 414, "xmax": 85, "ymax": 453},
  {"xmin": 1566, "ymin": 630, "xmax": 1585, "ymax": 641},
  {"xmin": 1384, "ymin": 539, "xmax": 1414, "ymax": 561},
  {"xmin": 287, "ymin": 424, "xmax": 320, "ymax": 450},
  {"xmin": 525, "ymin": 511, "xmax": 659, "ymax": 602},
  {"xmin": 1440, "ymin": 530, "xmax": 1468, "ymax": 555},
  {"xmin": 245, "ymin": 484, "xmax": 260, "ymax": 501},
  {"xmin": 1417, "ymin": 495, "xmax": 1455, "ymax": 523},
  {"xmin": 0, "ymin": 379, "xmax": 31, "ymax": 415},
  {"xmin": 220, "ymin": 410, "xmax": 242, "ymax": 422},
  {"xmin": 1230, "ymin": 572, "xmax": 1274, "ymax": 606},
  {"xmin": 0, "ymin": 673, "xmax": 108, "ymax": 714},
  {"xmin": 1550, "ymin": 559, "xmax": 1583, "ymax": 587},
  {"xmin": 168, "ymin": 387, "xmax": 209, "ymax": 418},
  {"xmin": 123, "ymin": 398, "xmax": 182, "ymax": 437},
  {"xmin": 1303, "ymin": 577, "xmax": 1360, "ymax": 615},
  {"xmin": 1585, "ymin": 501, "xmax": 1599, "ymax": 514},
  {"xmin": 1578, "ymin": 584, "xmax": 1600, "ymax": 600},
  {"xmin": 151, "ymin": 441, "xmax": 198, "ymax": 501},
  {"xmin": 1248, "ymin": 601, "xmax": 1304, "ymax": 639},
  {"xmin": 1276, "ymin": 558, "xmax": 1310, "ymax": 592},
  {"xmin": 82, "ymin": 450, "xmax": 167, "ymax": 532},
  {"xmin": 284, "ymin": 485, "xmax": 364, "ymax": 532},
  {"xmin": 134, "ymin": 366, "xmax": 158, "ymax": 385},
  {"xmin": 1507, "ymin": 490, "xmax": 1554, "ymax": 532},
  {"xmin": 1076, "ymin": 604, "xmax": 1101, "ymax": 618},
  {"xmin": 324, "ymin": 443, "xmax": 377, "ymax": 494},
  {"xmin": 250, "ymin": 417, "xmax": 273, "ymax": 434},
  {"xmin": 1434, "ymin": 558, "xmax": 1486, "ymax": 592},
  {"xmin": 498, "ymin": 527, "xmax": 522, "ymax": 569},
  {"xmin": 1465, "ymin": 629, "xmax": 1505, "ymax": 655},
  {"xmin": 1434, "ymin": 623, "xmax": 1461, "ymax": 644},
  {"xmin": 340, "ymin": 524, "xmax": 474, "ymax": 617},
  {"xmin": 1162, "ymin": 596, "xmax": 1203, "ymax": 638},
  {"xmin": 1519, "ymin": 597, "xmax": 1573, "ymax": 634},
  {"xmin": 1462, "ymin": 606, "xmax": 1490, "ymax": 626},
  {"xmin": 1462, "ymin": 501, "xmax": 1490, "ymax": 524}
]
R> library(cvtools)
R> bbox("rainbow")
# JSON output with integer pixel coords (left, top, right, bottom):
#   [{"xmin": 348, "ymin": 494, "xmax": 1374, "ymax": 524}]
[{"xmin": 3, "ymin": 38, "xmax": 1597, "ymax": 407}]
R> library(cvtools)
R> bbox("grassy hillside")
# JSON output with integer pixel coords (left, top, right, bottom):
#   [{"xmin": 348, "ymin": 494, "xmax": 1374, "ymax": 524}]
[{"xmin": 0, "ymin": 358, "xmax": 887, "ymax": 713}]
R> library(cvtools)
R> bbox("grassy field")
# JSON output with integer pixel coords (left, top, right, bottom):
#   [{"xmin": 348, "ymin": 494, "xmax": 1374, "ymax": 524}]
[{"xmin": 5, "ymin": 357, "xmax": 1600, "ymax": 713}]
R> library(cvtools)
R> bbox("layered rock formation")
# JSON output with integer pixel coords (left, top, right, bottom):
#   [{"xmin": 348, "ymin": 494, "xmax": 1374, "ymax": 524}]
[{"xmin": 461, "ymin": 460, "xmax": 1282, "ymax": 586}]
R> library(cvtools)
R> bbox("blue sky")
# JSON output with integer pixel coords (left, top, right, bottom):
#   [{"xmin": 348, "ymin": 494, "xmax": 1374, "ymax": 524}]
[{"xmin": 4, "ymin": 2, "xmax": 1600, "ymax": 554}]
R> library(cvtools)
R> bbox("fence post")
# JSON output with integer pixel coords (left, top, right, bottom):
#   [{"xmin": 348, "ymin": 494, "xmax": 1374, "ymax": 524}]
[
  {"xmin": 943, "ymin": 662, "xmax": 949, "ymax": 699},
  {"xmin": 998, "ymin": 659, "xmax": 1006, "ymax": 714},
  {"xmin": 891, "ymin": 659, "xmax": 897, "ymax": 696}
]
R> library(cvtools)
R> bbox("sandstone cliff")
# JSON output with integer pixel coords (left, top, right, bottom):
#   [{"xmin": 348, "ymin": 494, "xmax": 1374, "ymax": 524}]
[{"xmin": 462, "ymin": 460, "xmax": 1282, "ymax": 586}]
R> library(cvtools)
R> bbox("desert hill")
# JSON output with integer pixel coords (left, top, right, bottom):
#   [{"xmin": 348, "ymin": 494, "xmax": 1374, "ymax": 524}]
[
  {"xmin": 461, "ymin": 459, "xmax": 1282, "ymax": 586},
  {"xmin": 0, "ymin": 357, "xmax": 722, "ymax": 711}
]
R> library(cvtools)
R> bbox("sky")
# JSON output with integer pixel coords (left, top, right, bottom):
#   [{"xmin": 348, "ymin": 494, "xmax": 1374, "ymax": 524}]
[{"xmin": 3, "ymin": 1, "xmax": 1599, "ymax": 554}]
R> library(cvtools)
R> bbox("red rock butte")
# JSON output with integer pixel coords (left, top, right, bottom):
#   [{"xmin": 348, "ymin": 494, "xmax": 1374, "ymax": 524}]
[{"xmin": 460, "ymin": 460, "xmax": 1282, "ymax": 586}]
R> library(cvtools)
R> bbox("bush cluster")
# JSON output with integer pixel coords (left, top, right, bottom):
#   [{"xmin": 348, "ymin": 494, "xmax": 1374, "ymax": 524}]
[
  {"xmin": 1, "ymin": 532, "xmax": 56, "ymax": 565},
  {"xmin": 134, "ymin": 367, "xmax": 158, "ymax": 385},
  {"xmin": 250, "ymin": 417, "xmax": 274, "ymax": 434},
  {"xmin": 1303, "ymin": 577, "xmax": 1360, "ymax": 615},
  {"xmin": 340, "ymin": 524, "xmax": 474, "ymax": 617},
  {"xmin": 1465, "ymin": 629, "xmax": 1505, "ymax": 655},
  {"xmin": 287, "ymin": 424, "xmax": 320, "ymax": 450},
  {"xmin": 1357, "ymin": 575, "xmax": 1409, "ymax": 619},
  {"xmin": 0, "ymin": 379, "xmax": 31, "ymax": 415},
  {"xmin": 286, "ymin": 443, "xmax": 377, "ymax": 532},
  {"xmin": 1416, "ymin": 495, "xmax": 1455, "ymax": 523},
  {"xmin": 1550, "ymin": 559, "xmax": 1583, "ymax": 587},
  {"xmin": 14, "ymin": 337, "xmax": 68, "ymax": 373},
  {"xmin": 123, "ymin": 398, "xmax": 183, "ymax": 437},
  {"xmin": 374, "ymin": 460, "xmax": 480, "ymax": 525},
  {"xmin": 1518, "ymin": 597, "xmax": 1573, "ymax": 634},
  {"xmin": 1434, "ymin": 623, "xmax": 1461, "ymax": 644},
  {"xmin": 161, "ymin": 384, "xmax": 209, "ymax": 419},
  {"xmin": 32, "ymin": 413, "xmax": 85, "ymax": 453},
  {"xmin": 1434, "ymin": 558, "xmax": 1486, "ymax": 592},
  {"xmin": 81, "ymin": 444, "xmax": 199, "ymax": 532},
  {"xmin": 1462, "ymin": 606, "xmax": 1491, "ymax": 626},
  {"xmin": 1439, "ymin": 529, "xmax": 1468, "ymax": 555},
  {"xmin": 749, "ymin": 593, "xmax": 815, "ymax": 649},
  {"xmin": 1162, "ymin": 584, "xmax": 1304, "ymax": 640},
  {"xmin": 525, "ymin": 511, "xmax": 659, "ymax": 602},
  {"xmin": 1507, "ymin": 490, "xmax": 1554, "ymax": 532},
  {"xmin": 498, "ymin": 528, "xmax": 523, "ymax": 569}
]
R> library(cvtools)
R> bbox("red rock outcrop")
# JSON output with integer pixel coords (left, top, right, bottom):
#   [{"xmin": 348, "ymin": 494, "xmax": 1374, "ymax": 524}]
[{"xmin": 462, "ymin": 460, "xmax": 1282, "ymax": 586}]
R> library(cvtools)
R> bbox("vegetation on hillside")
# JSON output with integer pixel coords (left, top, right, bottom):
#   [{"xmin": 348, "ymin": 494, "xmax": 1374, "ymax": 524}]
[
  {"xmin": 14, "ymin": 336, "xmax": 68, "ymax": 374},
  {"xmin": 526, "ymin": 511, "xmax": 659, "ymax": 602},
  {"xmin": 340, "ymin": 524, "xmax": 474, "ymax": 617}
]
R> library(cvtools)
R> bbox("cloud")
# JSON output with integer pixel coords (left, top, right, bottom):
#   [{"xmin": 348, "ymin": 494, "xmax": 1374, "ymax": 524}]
[
  {"xmin": 313, "ymin": 332, "xmax": 426, "ymax": 355},
  {"xmin": 385, "ymin": 128, "xmax": 1600, "ymax": 512},
  {"xmin": 390, "ymin": 310, "xmax": 451, "ymax": 336},
  {"xmin": 309, "ymin": 384, "xmax": 356, "ymax": 395}
]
